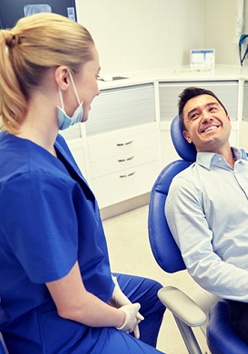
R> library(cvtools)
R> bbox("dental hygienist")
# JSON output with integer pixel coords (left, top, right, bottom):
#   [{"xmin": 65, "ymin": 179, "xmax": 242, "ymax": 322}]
[{"xmin": 0, "ymin": 13, "xmax": 165, "ymax": 354}]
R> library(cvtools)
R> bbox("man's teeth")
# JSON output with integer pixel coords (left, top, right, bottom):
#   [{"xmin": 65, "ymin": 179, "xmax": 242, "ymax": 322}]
[{"xmin": 204, "ymin": 126, "xmax": 218, "ymax": 132}]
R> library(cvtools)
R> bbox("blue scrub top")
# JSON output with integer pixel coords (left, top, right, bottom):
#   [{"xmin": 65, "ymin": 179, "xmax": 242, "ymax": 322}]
[{"xmin": 0, "ymin": 132, "xmax": 114, "ymax": 352}]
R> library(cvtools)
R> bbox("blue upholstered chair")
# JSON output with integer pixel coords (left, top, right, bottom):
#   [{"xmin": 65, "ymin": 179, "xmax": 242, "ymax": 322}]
[
  {"xmin": 148, "ymin": 115, "xmax": 248, "ymax": 354},
  {"xmin": 0, "ymin": 334, "xmax": 7, "ymax": 354},
  {"xmin": 207, "ymin": 300, "xmax": 248, "ymax": 354},
  {"xmin": 0, "ymin": 304, "xmax": 8, "ymax": 354}
]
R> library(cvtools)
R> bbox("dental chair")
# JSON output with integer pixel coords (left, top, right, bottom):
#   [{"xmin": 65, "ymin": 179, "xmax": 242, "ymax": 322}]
[
  {"xmin": 148, "ymin": 115, "xmax": 248, "ymax": 354},
  {"xmin": 0, "ymin": 334, "xmax": 7, "ymax": 354}
]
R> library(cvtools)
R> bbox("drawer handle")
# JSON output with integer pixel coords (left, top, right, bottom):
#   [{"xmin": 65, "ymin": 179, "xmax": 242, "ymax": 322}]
[
  {"xmin": 118, "ymin": 156, "xmax": 134, "ymax": 163},
  {"xmin": 126, "ymin": 156, "xmax": 134, "ymax": 161},
  {"xmin": 119, "ymin": 171, "xmax": 135, "ymax": 178},
  {"xmin": 128, "ymin": 171, "xmax": 135, "ymax": 177},
  {"xmin": 116, "ymin": 140, "xmax": 133, "ymax": 147}
]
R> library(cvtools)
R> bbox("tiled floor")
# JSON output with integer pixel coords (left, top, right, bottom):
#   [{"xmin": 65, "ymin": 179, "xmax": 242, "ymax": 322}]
[{"xmin": 103, "ymin": 205, "xmax": 211, "ymax": 354}]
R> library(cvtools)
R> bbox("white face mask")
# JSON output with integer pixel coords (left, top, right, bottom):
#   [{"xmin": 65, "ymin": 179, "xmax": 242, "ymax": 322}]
[{"xmin": 57, "ymin": 71, "xmax": 83, "ymax": 130}]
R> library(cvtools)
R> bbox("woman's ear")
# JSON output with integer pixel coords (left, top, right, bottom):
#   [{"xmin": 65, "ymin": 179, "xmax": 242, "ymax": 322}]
[
  {"xmin": 54, "ymin": 66, "xmax": 70, "ymax": 91},
  {"xmin": 183, "ymin": 130, "xmax": 192, "ymax": 144}
]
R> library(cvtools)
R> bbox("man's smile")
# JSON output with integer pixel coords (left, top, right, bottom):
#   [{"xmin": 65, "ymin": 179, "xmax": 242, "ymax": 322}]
[{"xmin": 201, "ymin": 124, "xmax": 220, "ymax": 133}]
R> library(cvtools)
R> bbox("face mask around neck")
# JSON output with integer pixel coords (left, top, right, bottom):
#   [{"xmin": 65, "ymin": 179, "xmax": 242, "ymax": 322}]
[{"xmin": 57, "ymin": 71, "xmax": 83, "ymax": 130}]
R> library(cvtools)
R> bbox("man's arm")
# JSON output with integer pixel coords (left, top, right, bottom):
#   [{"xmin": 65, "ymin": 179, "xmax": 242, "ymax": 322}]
[{"xmin": 166, "ymin": 175, "xmax": 248, "ymax": 302}]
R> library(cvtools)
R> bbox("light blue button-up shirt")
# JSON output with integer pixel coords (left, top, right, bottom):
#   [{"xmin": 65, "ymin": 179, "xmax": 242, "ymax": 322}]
[{"xmin": 166, "ymin": 148, "xmax": 248, "ymax": 301}]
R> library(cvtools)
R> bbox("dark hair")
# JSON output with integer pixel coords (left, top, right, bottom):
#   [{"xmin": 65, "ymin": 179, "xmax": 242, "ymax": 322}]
[{"xmin": 178, "ymin": 87, "xmax": 228, "ymax": 130}]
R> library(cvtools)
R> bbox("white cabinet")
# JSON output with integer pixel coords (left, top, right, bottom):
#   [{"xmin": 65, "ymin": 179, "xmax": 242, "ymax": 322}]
[
  {"xmin": 87, "ymin": 123, "xmax": 158, "ymax": 208},
  {"xmin": 240, "ymin": 81, "xmax": 248, "ymax": 151},
  {"xmin": 85, "ymin": 83, "xmax": 158, "ymax": 209}
]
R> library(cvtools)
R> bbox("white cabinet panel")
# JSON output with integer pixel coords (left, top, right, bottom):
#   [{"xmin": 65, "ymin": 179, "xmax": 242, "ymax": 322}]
[
  {"xmin": 159, "ymin": 81, "xmax": 239, "ymax": 122},
  {"xmin": 59, "ymin": 122, "xmax": 83, "ymax": 140},
  {"xmin": 160, "ymin": 128, "xmax": 180, "ymax": 167},
  {"xmin": 92, "ymin": 161, "xmax": 159, "ymax": 208},
  {"xmin": 88, "ymin": 122, "xmax": 159, "ymax": 206},
  {"xmin": 86, "ymin": 84, "xmax": 155, "ymax": 135},
  {"xmin": 90, "ymin": 145, "xmax": 158, "ymax": 178},
  {"xmin": 240, "ymin": 122, "xmax": 248, "ymax": 151},
  {"xmin": 243, "ymin": 82, "xmax": 248, "ymax": 122},
  {"xmin": 87, "ymin": 123, "xmax": 157, "ymax": 162}
]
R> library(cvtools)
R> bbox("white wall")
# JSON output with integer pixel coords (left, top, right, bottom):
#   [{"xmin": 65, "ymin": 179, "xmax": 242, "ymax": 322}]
[
  {"xmin": 75, "ymin": 0, "xmax": 204, "ymax": 75},
  {"xmin": 203, "ymin": 0, "xmax": 248, "ymax": 65},
  {"xmin": 75, "ymin": 0, "xmax": 248, "ymax": 73}
]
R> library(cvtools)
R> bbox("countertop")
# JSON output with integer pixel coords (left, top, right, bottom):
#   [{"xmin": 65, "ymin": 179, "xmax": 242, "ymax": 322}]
[{"xmin": 97, "ymin": 64, "xmax": 248, "ymax": 90}]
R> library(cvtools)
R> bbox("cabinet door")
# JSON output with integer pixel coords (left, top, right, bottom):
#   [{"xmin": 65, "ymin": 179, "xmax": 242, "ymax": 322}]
[
  {"xmin": 90, "ymin": 144, "xmax": 158, "ymax": 178},
  {"xmin": 87, "ymin": 123, "xmax": 157, "ymax": 162},
  {"xmin": 85, "ymin": 84, "xmax": 158, "ymax": 208},
  {"xmin": 159, "ymin": 81, "xmax": 239, "ymax": 121},
  {"xmin": 88, "ymin": 123, "xmax": 159, "ymax": 208},
  {"xmin": 240, "ymin": 81, "xmax": 248, "ymax": 151},
  {"xmin": 86, "ymin": 84, "xmax": 156, "ymax": 135},
  {"xmin": 242, "ymin": 81, "xmax": 248, "ymax": 122},
  {"xmin": 92, "ymin": 161, "xmax": 159, "ymax": 209}
]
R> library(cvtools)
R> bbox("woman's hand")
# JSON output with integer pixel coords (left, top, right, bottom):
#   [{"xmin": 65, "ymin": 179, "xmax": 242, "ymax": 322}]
[
  {"xmin": 46, "ymin": 262, "xmax": 126, "ymax": 329},
  {"xmin": 109, "ymin": 276, "xmax": 144, "ymax": 338}
]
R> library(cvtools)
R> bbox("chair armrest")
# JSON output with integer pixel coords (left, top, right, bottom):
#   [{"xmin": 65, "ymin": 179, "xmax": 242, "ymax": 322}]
[{"xmin": 158, "ymin": 286, "xmax": 207, "ymax": 327}]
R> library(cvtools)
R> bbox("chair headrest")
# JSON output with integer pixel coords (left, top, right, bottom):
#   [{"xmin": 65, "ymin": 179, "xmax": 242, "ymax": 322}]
[{"xmin": 170, "ymin": 115, "xmax": 197, "ymax": 162}]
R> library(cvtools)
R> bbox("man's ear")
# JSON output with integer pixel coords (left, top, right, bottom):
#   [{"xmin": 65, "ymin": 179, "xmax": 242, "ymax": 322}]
[
  {"xmin": 183, "ymin": 130, "xmax": 192, "ymax": 144},
  {"xmin": 54, "ymin": 66, "xmax": 70, "ymax": 91}
]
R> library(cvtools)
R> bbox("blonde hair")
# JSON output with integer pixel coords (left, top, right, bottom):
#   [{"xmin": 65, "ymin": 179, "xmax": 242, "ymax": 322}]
[{"xmin": 0, "ymin": 13, "xmax": 94, "ymax": 133}]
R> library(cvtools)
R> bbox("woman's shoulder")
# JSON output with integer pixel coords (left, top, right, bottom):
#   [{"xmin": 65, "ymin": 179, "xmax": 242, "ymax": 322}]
[{"xmin": 0, "ymin": 133, "xmax": 69, "ymax": 184}]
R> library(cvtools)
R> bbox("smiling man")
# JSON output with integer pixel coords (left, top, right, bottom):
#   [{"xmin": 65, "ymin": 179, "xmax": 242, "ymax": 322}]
[{"xmin": 165, "ymin": 87, "xmax": 248, "ymax": 344}]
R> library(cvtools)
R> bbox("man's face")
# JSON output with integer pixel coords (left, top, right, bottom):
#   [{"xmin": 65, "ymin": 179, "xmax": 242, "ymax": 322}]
[{"xmin": 182, "ymin": 94, "xmax": 232, "ymax": 153}]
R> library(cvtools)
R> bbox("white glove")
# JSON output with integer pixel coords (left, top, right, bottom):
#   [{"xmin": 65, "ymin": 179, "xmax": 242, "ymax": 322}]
[
  {"xmin": 109, "ymin": 276, "xmax": 131, "ymax": 308},
  {"xmin": 117, "ymin": 303, "xmax": 141, "ymax": 334},
  {"xmin": 110, "ymin": 276, "xmax": 144, "ymax": 338}
]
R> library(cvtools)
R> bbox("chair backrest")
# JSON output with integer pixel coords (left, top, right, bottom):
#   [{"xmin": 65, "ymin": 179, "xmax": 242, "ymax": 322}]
[
  {"xmin": 148, "ymin": 115, "xmax": 196, "ymax": 273},
  {"xmin": 0, "ymin": 334, "xmax": 7, "ymax": 354}
]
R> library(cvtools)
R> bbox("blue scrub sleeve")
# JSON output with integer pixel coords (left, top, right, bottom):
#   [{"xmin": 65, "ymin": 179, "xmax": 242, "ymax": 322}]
[{"xmin": 0, "ymin": 172, "xmax": 79, "ymax": 283}]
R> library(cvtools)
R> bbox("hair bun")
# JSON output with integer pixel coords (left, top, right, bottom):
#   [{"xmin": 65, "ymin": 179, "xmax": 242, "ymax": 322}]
[{"xmin": 5, "ymin": 33, "xmax": 20, "ymax": 48}]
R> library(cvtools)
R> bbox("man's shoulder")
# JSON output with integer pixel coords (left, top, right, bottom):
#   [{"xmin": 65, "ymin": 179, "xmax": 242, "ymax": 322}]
[{"xmin": 172, "ymin": 162, "xmax": 196, "ymax": 181}]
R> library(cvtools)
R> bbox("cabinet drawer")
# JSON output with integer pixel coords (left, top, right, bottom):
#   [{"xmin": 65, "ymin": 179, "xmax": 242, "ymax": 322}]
[
  {"xmin": 92, "ymin": 161, "xmax": 159, "ymax": 208},
  {"xmin": 90, "ymin": 144, "xmax": 158, "ymax": 178},
  {"xmin": 159, "ymin": 81, "xmax": 239, "ymax": 121},
  {"xmin": 239, "ymin": 122, "xmax": 248, "ymax": 150},
  {"xmin": 87, "ymin": 123, "xmax": 157, "ymax": 162}
]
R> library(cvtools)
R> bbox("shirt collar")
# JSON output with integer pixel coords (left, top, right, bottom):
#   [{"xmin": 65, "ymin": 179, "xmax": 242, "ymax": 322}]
[{"xmin": 196, "ymin": 147, "xmax": 247, "ymax": 169}]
